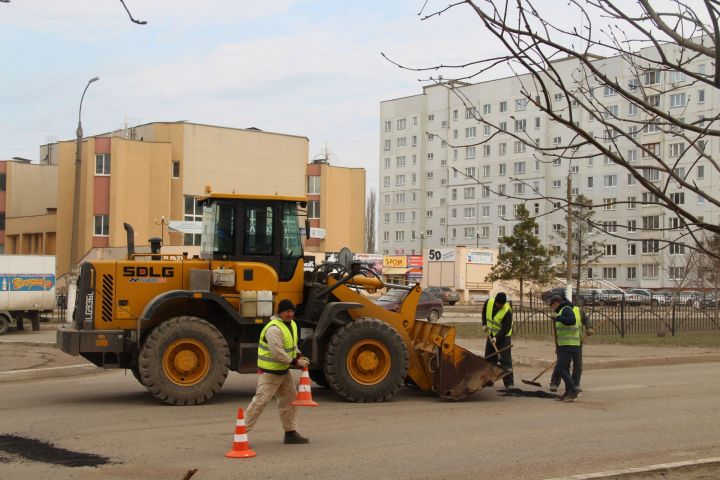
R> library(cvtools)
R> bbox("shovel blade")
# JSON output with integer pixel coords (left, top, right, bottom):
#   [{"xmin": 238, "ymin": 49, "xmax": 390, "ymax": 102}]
[{"xmin": 521, "ymin": 379, "xmax": 542, "ymax": 387}]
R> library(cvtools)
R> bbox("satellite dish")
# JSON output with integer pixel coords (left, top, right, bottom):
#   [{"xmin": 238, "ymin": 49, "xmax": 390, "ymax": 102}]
[{"xmin": 338, "ymin": 247, "xmax": 354, "ymax": 270}]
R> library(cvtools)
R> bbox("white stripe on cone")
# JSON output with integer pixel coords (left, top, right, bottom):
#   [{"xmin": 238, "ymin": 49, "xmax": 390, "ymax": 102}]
[
  {"xmin": 298, "ymin": 385, "xmax": 311, "ymax": 392},
  {"xmin": 233, "ymin": 434, "xmax": 248, "ymax": 443},
  {"xmin": 236, "ymin": 419, "xmax": 246, "ymax": 427}
]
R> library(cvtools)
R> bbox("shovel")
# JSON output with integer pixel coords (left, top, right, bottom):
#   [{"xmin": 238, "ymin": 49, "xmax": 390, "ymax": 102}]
[
  {"xmin": 521, "ymin": 361, "xmax": 557, "ymax": 387},
  {"xmin": 521, "ymin": 316, "xmax": 604, "ymax": 388}
]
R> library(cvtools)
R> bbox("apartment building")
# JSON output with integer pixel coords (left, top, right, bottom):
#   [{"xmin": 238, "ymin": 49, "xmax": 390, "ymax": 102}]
[{"xmin": 379, "ymin": 45, "xmax": 716, "ymax": 289}]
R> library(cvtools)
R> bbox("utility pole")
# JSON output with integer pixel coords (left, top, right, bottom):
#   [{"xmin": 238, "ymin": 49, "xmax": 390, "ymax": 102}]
[
  {"xmin": 70, "ymin": 76, "xmax": 99, "ymax": 272},
  {"xmin": 566, "ymin": 171, "xmax": 573, "ymax": 301}
]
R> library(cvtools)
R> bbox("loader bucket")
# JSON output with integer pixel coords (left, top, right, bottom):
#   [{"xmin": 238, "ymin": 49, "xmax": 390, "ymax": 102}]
[
  {"xmin": 409, "ymin": 320, "xmax": 507, "ymax": 400},
  {"xmin": 435, "ymin": 343, "xmax": 506, "ymax": 400}
]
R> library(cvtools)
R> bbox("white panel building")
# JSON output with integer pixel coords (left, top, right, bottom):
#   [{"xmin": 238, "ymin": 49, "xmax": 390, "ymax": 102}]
[{"xmin": 379, "ymin": 47, "xmax": 717, "ymax": 289}]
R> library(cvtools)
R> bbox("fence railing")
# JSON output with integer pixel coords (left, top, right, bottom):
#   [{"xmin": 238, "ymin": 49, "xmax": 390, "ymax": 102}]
[{"xmin": 511, "ymin": 294, "xmax": 720, "ymax": 337}]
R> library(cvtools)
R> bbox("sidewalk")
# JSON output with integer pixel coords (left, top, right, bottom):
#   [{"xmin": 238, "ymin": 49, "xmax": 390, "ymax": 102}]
[{"xmin": 2, "ymin": 322, "xmax": 720, "ymax": 382}]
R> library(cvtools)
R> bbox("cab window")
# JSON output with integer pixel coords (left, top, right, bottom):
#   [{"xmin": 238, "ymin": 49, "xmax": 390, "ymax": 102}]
[{"xmin": 245, "ymin": 205, "xmax": 273, "ymax": 255}]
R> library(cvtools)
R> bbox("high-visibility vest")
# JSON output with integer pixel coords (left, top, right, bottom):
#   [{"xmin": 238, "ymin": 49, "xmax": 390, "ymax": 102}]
[
  {"xmin": 485, "ymin": 297, "xmax": 512, "ymax": 336},
  {"xmin": 257, "ymin": 316, "xmax": 298, "ymax": 372},
  {"xmin": 555, "ymin": 306, "xmax": 581, "ymax": 346}
]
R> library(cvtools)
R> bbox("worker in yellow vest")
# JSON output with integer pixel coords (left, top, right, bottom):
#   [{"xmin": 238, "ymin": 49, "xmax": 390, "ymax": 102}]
[
  {"xmin": 482, "ymin": 292, "xmax": 515, "ymax": 389},
  {"xmin": 244, "ymin": 299, "xmax": 311, "ymax": 444},
  {"xmin": 548, "ymin": 294, "xmax": 581, "ymax": 401}
]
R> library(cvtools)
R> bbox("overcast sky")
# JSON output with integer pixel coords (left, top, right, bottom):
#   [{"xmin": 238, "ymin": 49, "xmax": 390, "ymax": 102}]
[{"xmin": 0, "ymin": 0, "xmax": 588, "ymax": 191}]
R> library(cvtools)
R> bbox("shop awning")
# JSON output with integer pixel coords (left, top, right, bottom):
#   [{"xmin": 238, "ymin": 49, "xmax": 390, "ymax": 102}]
[
  {"xmin": 383, "ymin": 267, "xmax": 409, "ymax": 275},
  {"xmin": 406, "ymin": 268, "xmax": 423, "ymax": 277}
]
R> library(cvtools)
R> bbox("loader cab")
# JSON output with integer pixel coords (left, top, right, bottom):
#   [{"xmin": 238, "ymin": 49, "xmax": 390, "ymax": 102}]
[{"xmin": 199, "ymin": 193, "xmax": 306, "ymax": 281}]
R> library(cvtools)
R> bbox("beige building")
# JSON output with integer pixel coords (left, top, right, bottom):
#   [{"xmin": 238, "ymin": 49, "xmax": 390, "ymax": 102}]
[
  {"xmin": 421, "ymin": 246, "xmax": 497, "ymax": 303},
  {"xmin": 305, "ymin": 158, "xmax": 365, "ymax": 254},
  {"xmin": 4, "ymin": 121, "xmax": 365, "ymax": 280},
  {"xmin": 2, "ymin": 159, "xmax": 58, "ymax": 256}
]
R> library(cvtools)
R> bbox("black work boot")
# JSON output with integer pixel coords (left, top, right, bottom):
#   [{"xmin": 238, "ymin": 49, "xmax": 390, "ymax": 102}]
[{"xmin": 283, "ymin": 431, "xmax": 309, "ymax": 444}]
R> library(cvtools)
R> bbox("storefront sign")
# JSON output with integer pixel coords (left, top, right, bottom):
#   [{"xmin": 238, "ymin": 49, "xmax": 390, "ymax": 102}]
[
  {"xmin": 309, "ymin": 227, "xmax": 326, "ymax": 239},
  {"xmin": 354, "ymin": 253, "xmax": 383, "ymax": 274},
  {"xmin": 427, "ymin": 248, "xmax": 455, "ymax": 262},
  {"xmin": 303, "ymin": 256, "xmax": 316, "ymax": 271},
  {"xmin": 406, "ymin": 255, "xmax": 423, "ymax": 268},
  {"xmin": 383, "ymin": 256, "xmax": 407, "ymax": 268},
  {"xmin": 467, "ymin": 251, "xmax": 494, "ymax": 265}
]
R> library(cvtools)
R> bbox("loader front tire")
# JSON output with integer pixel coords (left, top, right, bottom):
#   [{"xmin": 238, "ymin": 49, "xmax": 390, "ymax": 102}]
[
  {"xmin": 324, "ymin": 318, "xmax": 408, "ymax": 402},
  {"xmin": 139, "ymin": 316, "xmax": 230, "ymax": 406}
]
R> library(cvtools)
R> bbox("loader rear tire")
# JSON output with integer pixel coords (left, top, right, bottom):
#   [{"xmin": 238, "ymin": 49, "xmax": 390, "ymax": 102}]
[
  {"xmin": 323, "ymin": 318, "xmax": 408, "ymax": 403},
  {"xmin": 139, "ymin": 316, "xmax": 230, "ymax": 406}
]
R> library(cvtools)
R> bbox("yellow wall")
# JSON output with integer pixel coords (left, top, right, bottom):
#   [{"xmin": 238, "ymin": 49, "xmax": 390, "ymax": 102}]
[
  {"xmin": 108, "ymin": 138, "xmax": 172, "ymax": 247},
  {"xmin": 3, "ymin": 161, "xmax": 57, "ymax": 257},
  {"xmin": 319, "ymin": 164, "xmax": 365, "ymax": 253}
]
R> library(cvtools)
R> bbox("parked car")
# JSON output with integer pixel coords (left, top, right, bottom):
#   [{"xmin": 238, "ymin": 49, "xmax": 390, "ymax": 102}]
[
  {"xmin": 540, "ymin": 287, "xmax": 576, "ymax": 303},
  {"xmin": 700, "ymin": 292, "xmax": 719, "ymax": 309},
  {"xmin": 600, "ymin": 288, "xmax": 626, "ymax": 305},
  {"xmin": 578, "ymin": 288, "xmax": 606, "ymax": 305},
  {"xmin": 426, "ymin": 286, "xmax": 460, "ymax": 306},
  {"xmin": 626, "ymin": 288, "xmax": 669, "ymax": 305},
  {"xmin": 375, "ymin": 289, "xmax": 444, "ymax": 322}
]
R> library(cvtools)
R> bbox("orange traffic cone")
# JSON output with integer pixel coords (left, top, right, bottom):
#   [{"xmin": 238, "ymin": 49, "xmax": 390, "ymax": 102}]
[
  {"xmin": 225, "ymin": 407, "xmax": 256, "ymax": 458},
  {"xmin": 291, "ymin": 367, "xmax": 319, "ymax": 407}
]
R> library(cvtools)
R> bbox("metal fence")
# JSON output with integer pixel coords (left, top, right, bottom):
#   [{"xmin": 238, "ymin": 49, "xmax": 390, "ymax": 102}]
[{"xmin": 511, "ymin": 293, "xmax": 720, "ymax": 337}]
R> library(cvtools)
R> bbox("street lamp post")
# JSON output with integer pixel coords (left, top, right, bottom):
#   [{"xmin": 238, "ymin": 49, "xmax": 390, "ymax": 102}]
[
  {"xmin": 476, "ymin": 231, "xmax": 480, "ymax": 248},
  {"xmin": 70, "ymin": 76, "xmax": 100, "ymax": 271}
]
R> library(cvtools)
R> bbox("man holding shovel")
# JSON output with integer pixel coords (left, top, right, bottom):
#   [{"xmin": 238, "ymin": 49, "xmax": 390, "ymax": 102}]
[
  {"xmin": 482, "ymin": 292, "xmax": 515, "ymax": 389},
  {"xmin": 549, "ymin": 299, "xmax": 594, "ymax": 393},
  {"xmin": 548, "ymin": 294, "xmax": 581, "ymax": 401}
]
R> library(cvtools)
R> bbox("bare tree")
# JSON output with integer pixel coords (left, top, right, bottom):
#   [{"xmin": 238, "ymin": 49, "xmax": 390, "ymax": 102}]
[
  {"xmin": 385, "ymin": 0, "xmax": 720, "ymax": 261},
  {"xmin": 551, "ymin": 194, "xmax": 605, "ymax": 290},
  {"xmin": 365, "ymin": 189, "xmax": 377, "ymax": 253}
]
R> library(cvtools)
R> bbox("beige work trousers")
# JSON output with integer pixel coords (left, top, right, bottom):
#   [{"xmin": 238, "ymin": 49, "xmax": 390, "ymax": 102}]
[{"xmin": 244, "ymin": 371, "xmax": 298, "ymax": 433}]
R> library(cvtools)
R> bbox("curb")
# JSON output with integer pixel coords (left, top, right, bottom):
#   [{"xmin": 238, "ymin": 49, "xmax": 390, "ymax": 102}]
[
  {"xmin": 0, "ymin": 364, "xmax": 102, "ymax": 383},
  {"xmin": 513, "ymin": 353, "xmax": 720, "ymax": 369},
  {"xmin": 545, "ymin": 457, "xmax": 720, "ymax": 479}
]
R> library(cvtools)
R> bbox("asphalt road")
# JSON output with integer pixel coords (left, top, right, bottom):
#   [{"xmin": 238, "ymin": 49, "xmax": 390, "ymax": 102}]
[{"xmin": 1, "ymin": 361, "xmax": 719, "ymax": 480}]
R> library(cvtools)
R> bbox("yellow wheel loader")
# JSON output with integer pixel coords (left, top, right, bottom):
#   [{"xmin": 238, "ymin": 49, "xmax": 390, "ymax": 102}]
[{"xmin": 57, "ymin": 193, "xmax": 504, "ymax": 405}]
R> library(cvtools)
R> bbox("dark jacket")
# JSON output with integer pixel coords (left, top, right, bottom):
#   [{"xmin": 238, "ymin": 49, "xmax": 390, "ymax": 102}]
[
  {"xmin": 482, "ymin": 298, "xmax": 513, "ymax": 342},
  {"xmin": 554, "ymin": 299, "xmax": 578, "ymax": 327}
]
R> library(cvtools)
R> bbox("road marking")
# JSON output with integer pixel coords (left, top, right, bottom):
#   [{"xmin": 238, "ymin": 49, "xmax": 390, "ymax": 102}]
[
  {"xmin": 0, "ymin": 364, "xmax": 98, "ymax": 382},
  {"xmin": 3, "ymin": 364, "xmax": 94, "ymax": 374},
  {"xmin": 545, "ymin": 456, "xmax": 720, "ymax": 479}
]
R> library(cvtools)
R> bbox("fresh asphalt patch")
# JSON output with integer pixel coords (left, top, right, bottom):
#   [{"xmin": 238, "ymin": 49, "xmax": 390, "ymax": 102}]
[
  {"xmin": 498, "ymin": 388, "xmax": 559, "ymax": 399},
  {"xmin": 0, "ymin": 434, "xmax": 113, "ymax": 467}
]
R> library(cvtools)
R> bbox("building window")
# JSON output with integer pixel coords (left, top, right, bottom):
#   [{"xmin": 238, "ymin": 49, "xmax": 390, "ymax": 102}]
[
  {"xmin": 627, "ymin": 267, "xmax": 636, "ymax": 280},
  {"xmin": 669, "ymin": 243, "xmax": 685, "ymax": 255},
  {"xmin": 384, "ymin": 121, "xmax": 391, "ymax": 132},
  {"xmin": 627, "ymin": 219, "xmax": 637, "ymax": 233},
  {"xmin": 172, "ymin": 161, "xmax": 180, "ymax": 178},
  {"xmin": 308, "ymin": 200, "xmax": 321, "ymax": 219},
  {"xmin": 605, "ymin": 244, "xmax": 617, "ymax": 256},
  {"xmin": 0, "ymin": 213, "xmax": 5, "ymax": 230},
  {"xmin": 0, "ymin": 174, "xmax": 5, "ymax": 192},
  {"xmin": 603, "ymin": 175, "xmax": 618, "ymax": 187},
  {"xmin": 627, "ymin": 243, "xmax": 636, "ymax": 255},
  {"xmin": 642, "ymin": 263, "xmax": 659, "ymax": 278},
  {"xmin": 183, "ymin": 195, "xmax": 203, "ymax": 245},
  {"xmin": 669, "ymin": 93, "xmax": 686, "ymax": 108},
  {"xmin": 95, "ymin": 154, "xmax": 111, "ymax": 175},
  {"xmin": 307, "ymin": 176, "xmax": 321, "ymax": 194},
  {"xmin": 499, "ymin": 101, "xmax": 508, "ymax": 113},
  {"xmin": 94, "ymin": 215, "xmax": 109, "ymax": 236},
  {"xmin": 641, "ymin": 240, "xmax": 660, "ymax": 254},
  {"xmin": 603, "ymin": 267, "xmax": 617, "ymax": 279}
]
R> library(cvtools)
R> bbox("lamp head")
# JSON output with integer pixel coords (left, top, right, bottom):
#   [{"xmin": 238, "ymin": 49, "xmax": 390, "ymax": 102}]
[{"xmin": 89, "ymin": 76, "xmax": 100, "ymax": 84}]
